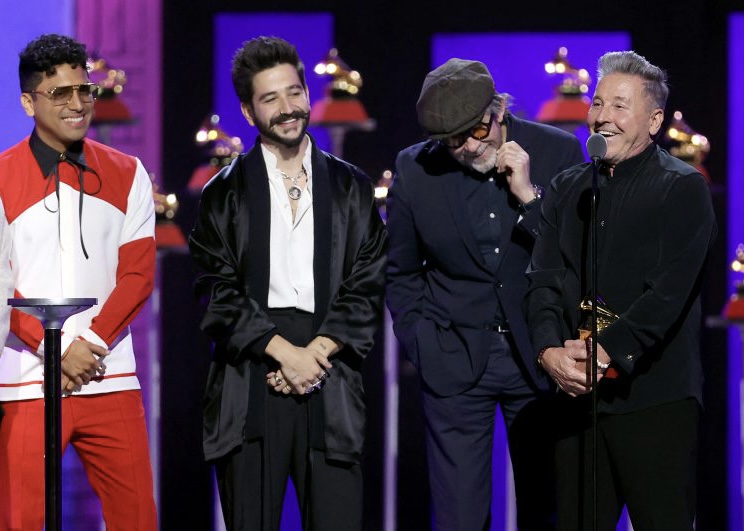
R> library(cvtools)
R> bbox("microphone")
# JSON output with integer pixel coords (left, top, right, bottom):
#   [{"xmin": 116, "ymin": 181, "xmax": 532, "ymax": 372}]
[{"xmin": 586, "ymin": 133, "xmax": 607, "ymax": 161}]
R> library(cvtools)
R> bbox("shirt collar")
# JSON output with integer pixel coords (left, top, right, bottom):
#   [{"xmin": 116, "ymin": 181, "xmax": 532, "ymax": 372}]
[
  {"xmin": 29, "ymin": 129, "xmax": 87, "ymax": 177},
  {"xmin": 28, "ymin": 129, "xmax": 97, "ymax": 259},
  {"xmin": 603, "ymin": 142, "xmax": 657, "ymax": 180},
  {"xmin": 260, "ymin": 135, "xmax": 313, "ymax": 181}
]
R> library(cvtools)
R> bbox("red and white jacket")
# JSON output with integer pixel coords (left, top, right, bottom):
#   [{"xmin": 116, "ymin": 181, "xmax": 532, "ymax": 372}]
[{"xmin": 0, "ymin": 136, "xmax": 155, "ymax": 401}]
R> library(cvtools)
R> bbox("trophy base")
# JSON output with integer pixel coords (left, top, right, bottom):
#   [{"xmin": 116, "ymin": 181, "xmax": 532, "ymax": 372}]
[{"xmin": 724, "ymin": 293, "xmax": 744, "ymax": 320}]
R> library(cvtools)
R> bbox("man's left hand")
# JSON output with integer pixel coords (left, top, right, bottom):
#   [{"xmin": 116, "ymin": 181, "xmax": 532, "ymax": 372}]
[
  {"xmin": 60, "ymin": 339, "xmax": 108, "ymax": 393},
  {"xmin": 266, "ymin": 336, "xmax": 340, "ymax": 395},
  {"xmin": 306, "ymin": 336, "xmax": 341, "ymax": 360}
]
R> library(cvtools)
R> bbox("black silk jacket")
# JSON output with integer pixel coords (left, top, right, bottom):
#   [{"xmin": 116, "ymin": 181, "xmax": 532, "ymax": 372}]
[
  {"xmin": 527, "ymin": 143, "xmax": 716, "ymax": 413},
  {"xmin": 189, "ymin": 138, "xmax": 388, "ymax": 462}
]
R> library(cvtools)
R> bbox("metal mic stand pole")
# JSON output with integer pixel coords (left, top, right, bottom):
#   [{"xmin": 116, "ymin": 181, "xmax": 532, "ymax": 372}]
[
  {"xmin": 8, "ymin": 298, "xmax": 97, "ymax": 531},
  {"xmin": 590, "ymin": 158, "xmax": 600, "ymax": 531}
]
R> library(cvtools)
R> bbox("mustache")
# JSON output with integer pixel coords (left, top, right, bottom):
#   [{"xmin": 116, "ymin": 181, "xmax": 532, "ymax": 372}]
[
  {"xmin": 270, "ymin": 110, "xmax": 310, "ymax": 127},
  {"xmin": 460, "ymin": 147, "xmax": 487, "ymax": 162}
]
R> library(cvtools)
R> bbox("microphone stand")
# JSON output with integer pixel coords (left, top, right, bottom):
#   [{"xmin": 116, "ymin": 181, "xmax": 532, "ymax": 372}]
[{"xmin": 590, "ymin": 155, "xmax": 600, "ymax": 531}]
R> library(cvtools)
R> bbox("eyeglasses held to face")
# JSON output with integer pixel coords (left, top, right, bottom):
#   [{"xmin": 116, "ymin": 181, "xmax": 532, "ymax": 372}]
[
  {"xmin": 442, "ymin": 113, "xmax": 495, "ymax": 149},
  {"xmin": 28, "ymin": 83, "xmax": 100, "ymax": 106}
]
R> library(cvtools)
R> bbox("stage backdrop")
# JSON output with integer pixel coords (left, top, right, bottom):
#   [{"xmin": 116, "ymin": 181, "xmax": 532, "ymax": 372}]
[
  {"xmin": 727, "ymin": 12, "xmax": 743, "ymax": 531},
  {"xmin": 0, "ymin": 0, "xmax": 74, "ymax": 151},
  {"xmin": 432, "ymin": 32, "xmax": 631, "ymax": 159},
  {"xmin": 213, "ymin": 13, "xmax": 333, "ymax": 155}
]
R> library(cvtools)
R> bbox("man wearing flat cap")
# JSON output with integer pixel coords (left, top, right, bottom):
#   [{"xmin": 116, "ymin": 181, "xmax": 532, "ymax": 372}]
[{"xmin": 386, "ymin": 58, "xmax": 583, "ymax": 530}]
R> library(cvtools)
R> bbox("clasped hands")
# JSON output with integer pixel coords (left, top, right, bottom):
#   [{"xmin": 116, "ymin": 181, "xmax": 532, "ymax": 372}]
[
  {"xmin": 265, "ymin": 336, "xmax": 338, "ymax": 396},
  {"xmin": 540, "ymin": 338, "xmax": 612, "ymax": 397}
]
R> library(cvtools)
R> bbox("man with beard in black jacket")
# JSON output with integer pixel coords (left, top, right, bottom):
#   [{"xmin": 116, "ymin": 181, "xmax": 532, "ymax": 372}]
[{"xmin": 190, "ymin": 36, "xmax": 387, "ymax": 531}]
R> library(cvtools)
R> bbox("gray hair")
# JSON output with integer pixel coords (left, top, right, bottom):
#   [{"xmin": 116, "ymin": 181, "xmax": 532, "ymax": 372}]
[
  {"xmin": 489, "ymin": 92, "xmax": 513, "ymax": 114},
  {"xmin": 597, "ymin": 51, "xmax": 668, "ymax": 110}
]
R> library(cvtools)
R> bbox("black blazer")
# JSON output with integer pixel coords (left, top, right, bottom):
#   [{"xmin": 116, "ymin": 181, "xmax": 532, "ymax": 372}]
[
  {"xmin": 386, "ymin": 114, "xmax": 584, "ymax": 397},
  {"xmin": 189, "ymin": 138, "xmax": 388, "ymax": 462}
]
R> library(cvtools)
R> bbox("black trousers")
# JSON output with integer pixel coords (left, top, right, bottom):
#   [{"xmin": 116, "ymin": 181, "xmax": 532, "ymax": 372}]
[
  {"xmin": 215, "ymin": 310, "xmax": 363, "ymax": 531},
  {"xmin": 555, "ymin": 397, "xmax": 699, "ymax": 531},
  {"xmin": 421, "ymin": 332, "xmax": 557, "ymax": 531}
]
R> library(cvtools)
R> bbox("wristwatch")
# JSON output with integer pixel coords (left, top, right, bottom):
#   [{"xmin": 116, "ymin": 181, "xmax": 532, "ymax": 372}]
[{"xmin": 520, "ymin": 184, "xmax": 544, "ymax": 210}]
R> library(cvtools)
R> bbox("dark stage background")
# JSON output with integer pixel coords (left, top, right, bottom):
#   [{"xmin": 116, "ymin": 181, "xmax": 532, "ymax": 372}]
[{"xmin": 159, "ymin": 2, "xmax": 741, "ymax": 530}]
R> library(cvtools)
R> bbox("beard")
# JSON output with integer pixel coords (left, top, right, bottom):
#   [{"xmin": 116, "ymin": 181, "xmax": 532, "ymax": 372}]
[
  {"xmin": 460, "ymin": 144, "xmax": 498, "ymax": 174},
  {"xmin": 255, "ymin": 109, "xmax": 310, "ymax": 148}
]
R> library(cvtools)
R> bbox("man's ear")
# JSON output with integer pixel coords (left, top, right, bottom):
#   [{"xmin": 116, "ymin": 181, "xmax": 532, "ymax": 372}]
[
  {"xmin": 240, "ymin": 102, "xmax": 255, "ymax": 126},
  {"xmin": 20, "ymin": 93, "xmax": 35, "ymax": 118},
  {"xmin": 649, "ymin": 108, "xmax": 664, "ymax": 136}
]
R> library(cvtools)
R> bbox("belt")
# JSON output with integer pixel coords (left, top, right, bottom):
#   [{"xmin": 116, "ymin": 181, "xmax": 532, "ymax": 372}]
[{"xmin": 484, "ymin": 322, "xmax": 510, "ymax": 333}]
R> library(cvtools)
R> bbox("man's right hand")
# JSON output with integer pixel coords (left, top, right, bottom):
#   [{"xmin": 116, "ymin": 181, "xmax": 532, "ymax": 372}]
[
  {"xmin": 540, "ymin": 339, "xmax": 602, "ymax": 397},
  {"xmin": 61, "ymin": 339, "xmax": 108, "ymax": 392}
]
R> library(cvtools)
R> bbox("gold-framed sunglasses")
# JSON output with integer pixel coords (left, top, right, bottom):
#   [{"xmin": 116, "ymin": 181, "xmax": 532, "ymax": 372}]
[
  {"xmin": 442, "ymin": 113, "xmax": 495, "ymax": 149},
  {"xmin": 28, "ymin": 83, "xmax": 100, "ymax": 106}
]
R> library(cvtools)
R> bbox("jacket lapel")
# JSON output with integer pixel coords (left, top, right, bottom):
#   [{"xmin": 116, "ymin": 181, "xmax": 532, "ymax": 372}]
[
  {"xmin": 311, "ymin": 144, "xmax": 332, "ymax": 329},
  {"xmin": 494, "ymin": 114, "xmax": 528, "ymax": 272},
  {"xmin": 243, "ymin": 142, "xmax": 271, "ymax": 309}
]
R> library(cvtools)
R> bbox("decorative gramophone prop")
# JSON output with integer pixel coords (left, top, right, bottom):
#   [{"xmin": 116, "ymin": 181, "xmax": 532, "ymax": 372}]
[
  {"xmin": 373, "ymin": 169, "xmax": 394, "ymax": 220},
  {"xmin": 87, "ymin": 56, "xmax": 131, "ymax": 123},
  {"xmin": 152, "ymin": 179, "xmax": 186, "ymax": 248},
  {"xmin": 187, "ymin": 114, "xmax": 244, "ymax": 191},
  {"xmin": 578, "ymin": 296, "xmax": 620, "ymax": 379},
  {"xmin": 309, "ymin": 48, "xmax": 375, "ymax": 157},
  {"xmin": 723, "ymin": 244, "xmax": 744, "ymax": 320},
  {"xmin": 311, "ymin": 48, "xmax": 366, "ymax": 118},
  {"xmin": 536, "ymin": 47, "xmax": 592, "ymax": 131},
  {"xmin": 665, "ymin": 111, "xmax": 711, "ymax": 182},
  {"xmin": 153, "ymin": 184, "xmax": 178, "ymax": 221}
]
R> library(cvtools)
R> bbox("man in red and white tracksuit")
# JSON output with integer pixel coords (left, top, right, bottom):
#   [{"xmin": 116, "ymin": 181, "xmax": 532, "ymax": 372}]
[{"xmin": 0, "ymin": 34, "xmax": 157, "ymax": 530}]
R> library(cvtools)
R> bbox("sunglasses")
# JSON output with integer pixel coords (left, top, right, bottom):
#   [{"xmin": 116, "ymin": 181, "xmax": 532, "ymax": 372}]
[
  {"xmin": 442, "ymin": 113, "xmax": 495, "ymax": 149},
  {"xmin": 28, "ymin": 83, "xmax": 100, "ymax": 106}
]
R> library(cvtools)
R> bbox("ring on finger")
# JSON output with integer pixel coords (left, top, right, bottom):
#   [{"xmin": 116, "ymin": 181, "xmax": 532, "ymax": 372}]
[
  {"xmin": 284, "ymin": 384, "xmax": 292, "ymax": 393},
  {"xmin": 275, "ymin": 376, "xmax": 284, "ymax": 387}
]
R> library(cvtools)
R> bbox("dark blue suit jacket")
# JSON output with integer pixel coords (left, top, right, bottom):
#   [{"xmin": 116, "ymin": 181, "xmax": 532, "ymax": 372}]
[{"xmin": 386, "ymin": 114, "xmax": 583, "ymax": 397}]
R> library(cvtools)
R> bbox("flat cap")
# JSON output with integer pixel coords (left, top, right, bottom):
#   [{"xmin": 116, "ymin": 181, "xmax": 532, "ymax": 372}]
[{"xmin": 416, "ymin": 58, "xmax": 495, "ymax": 139}]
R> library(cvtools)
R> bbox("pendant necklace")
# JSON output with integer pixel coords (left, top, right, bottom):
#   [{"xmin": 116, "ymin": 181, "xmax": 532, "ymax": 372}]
[{"xmin": 279, "ymin": 166, "xmax": 306, "ymax": 200}]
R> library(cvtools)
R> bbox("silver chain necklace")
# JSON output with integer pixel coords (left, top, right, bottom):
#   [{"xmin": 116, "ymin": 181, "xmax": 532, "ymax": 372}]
[{"xmin": 278, "ymin": 166, "xmax": 306, "ymax": 200}]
